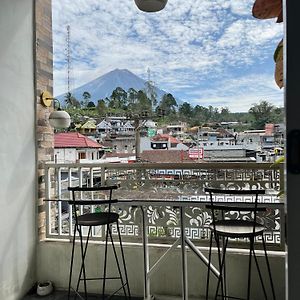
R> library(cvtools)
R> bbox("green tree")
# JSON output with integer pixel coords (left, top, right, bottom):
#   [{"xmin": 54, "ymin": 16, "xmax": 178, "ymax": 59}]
[
  {"xmin": 248, "ymin": 100, "xmax": 281, "ymax": 129},
  {"xmin": 158, "ymin": 93, "xmax": 177, "ymax": 115},
  {"xmin": 136, "ymin": 90, "xmax": 152, "ymax": 113},
  {"xmin": 220, "ymin": 107, "xmax": 230, "ymax": 122},
  {"xmin": 82, "ymin": 91, "xmax": 91, "ymax": 108},
  {"xmin": 87, "ymin": 101, "xmax": 95, "ymax": 108},
  {"xmin": 109, "ymin": 87, "xmax": 128, "ymax": 110},
  {"xmin": 64, "ymin": 92, "xmax": 80, "ymax": 108},
  {"xmin": 127, "ymin": 88, "xmax": 138, "ymax": 110},
  {"xmin": 179, "ymin": 102, "xmax": 193, "ymax": 121},
  {"xmin": 193, "ymin": 105, "xmax": 210, "ymax": 123},
  {"xmin": 97, "ymin": 99, "xmax": 107, "ymax": 116}
]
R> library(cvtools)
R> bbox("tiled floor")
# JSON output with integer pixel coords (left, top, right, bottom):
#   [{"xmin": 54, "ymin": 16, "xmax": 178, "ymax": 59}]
[
  {"xmin": 23, "ymin": 290, "xmax": 206, "ymax": 300},
  {"xmin": 23, "ymin": 290, "xmax": 142, "ymax": 300}
]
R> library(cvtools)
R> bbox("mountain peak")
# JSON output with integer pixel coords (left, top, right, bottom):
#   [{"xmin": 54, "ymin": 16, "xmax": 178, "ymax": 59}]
[{"xmin": 56, "ymin": 69, "xmax": 166, "ymax": 103}]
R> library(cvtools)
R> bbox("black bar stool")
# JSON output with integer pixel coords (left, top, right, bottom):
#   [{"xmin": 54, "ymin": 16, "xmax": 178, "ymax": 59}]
[
  {"xmin": 67, "ymin": 185, "xmax": 131, "ymax": 300},
  {"xmin": 205, "ymin": 187, "xmax": 276, "ymax": 300}
]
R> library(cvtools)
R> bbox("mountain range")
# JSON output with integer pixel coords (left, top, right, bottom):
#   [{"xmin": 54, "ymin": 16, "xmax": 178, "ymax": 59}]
[{"xmin": 56, "ymin": 68, "xmax": 168, "ymax": 105}]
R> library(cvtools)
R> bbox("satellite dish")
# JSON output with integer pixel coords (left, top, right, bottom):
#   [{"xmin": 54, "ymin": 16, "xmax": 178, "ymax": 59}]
[{"xmin": 134, "ymin": 0, "xmax": 168, "ymax": 12}]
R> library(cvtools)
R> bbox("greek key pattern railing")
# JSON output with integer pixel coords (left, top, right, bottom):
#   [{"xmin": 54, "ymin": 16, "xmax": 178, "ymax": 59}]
[{"xmin": 44, "ymin": 162, "xmax": 284, "ymax": 250}]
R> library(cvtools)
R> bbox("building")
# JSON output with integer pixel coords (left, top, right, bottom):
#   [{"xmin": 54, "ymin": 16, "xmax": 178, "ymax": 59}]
[
  {"xmin": 76, "ymin": 119, "xmax": 97, "ymax": 135},
  {"xmin": 150, "ymin": 133, "xmax": 188, "ymax": 150},
  {"xmin": 97, "ymin": 116, "xmax": 134, "ymax": 135},
  {"xmin": 166, "ymin": 122, "xmax": 187, "ymax": 136},
  {"xmin": 54, "ymin": 132, "xmax": 103, "ymax": 163},
  {"xmin": 141, "ymin": 150, "xmax": 198, "ymax": 163},
  {"xmin": 201, "ymin": 145, "xmax": 257, "ymax": 162}
]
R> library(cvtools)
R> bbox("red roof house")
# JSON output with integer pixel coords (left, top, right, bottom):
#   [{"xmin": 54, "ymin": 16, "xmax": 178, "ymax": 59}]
[
  {"xmin": 54, "ymin": 133, "xmax": 103, "ymax": 163},
  {"xmin": 54, "ymin": 132, "xmax": 102, "ymax": 148}
]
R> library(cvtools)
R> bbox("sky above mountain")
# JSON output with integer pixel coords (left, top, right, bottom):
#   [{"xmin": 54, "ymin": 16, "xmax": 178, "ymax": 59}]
[{"xmin": 52, "ymin": 0, "xmax": 284, "ymax": 112}]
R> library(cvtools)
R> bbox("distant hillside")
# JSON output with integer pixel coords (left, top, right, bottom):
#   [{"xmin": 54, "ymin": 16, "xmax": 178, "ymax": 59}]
[{"xmin": 56, "ymin": 68, "xmax": 167, "ymax": 105}]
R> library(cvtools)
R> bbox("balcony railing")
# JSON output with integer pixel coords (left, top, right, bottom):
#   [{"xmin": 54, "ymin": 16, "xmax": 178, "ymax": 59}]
[{"xmin": 44, "ymin": 162, "xmax": 284, "ymax": 250}]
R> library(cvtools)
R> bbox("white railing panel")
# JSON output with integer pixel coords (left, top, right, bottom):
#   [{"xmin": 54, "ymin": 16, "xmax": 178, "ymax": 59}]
[{"xmin": 44, "ymin": 162, "xmax": 284, "ymax": 250}]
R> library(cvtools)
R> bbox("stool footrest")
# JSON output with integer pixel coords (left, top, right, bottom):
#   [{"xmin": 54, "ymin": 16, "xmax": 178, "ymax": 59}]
[
  {"xmin": 69, "ymin": 282, "xmax": 129, "ymax": 299},
  {"xmin": 217, "ymin": 295, "xmax": 248, "ymax": 300},
  {"xmin": 79, "ymin": 276, "xmax": 122, "ymax": 281}
]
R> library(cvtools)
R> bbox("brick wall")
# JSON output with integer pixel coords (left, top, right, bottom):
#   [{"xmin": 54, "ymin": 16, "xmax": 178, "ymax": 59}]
[{"xmin": 35, "ymin": 0, "xmax": 54, "ymax": 240}]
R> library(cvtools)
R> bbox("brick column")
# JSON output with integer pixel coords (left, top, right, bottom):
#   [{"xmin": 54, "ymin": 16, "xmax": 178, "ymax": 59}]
[{"xmin": 35, "ymin": 0, "xmax": 54, "ymax": 240}]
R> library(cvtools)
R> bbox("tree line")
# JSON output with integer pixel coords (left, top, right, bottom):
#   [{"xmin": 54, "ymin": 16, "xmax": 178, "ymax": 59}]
[{"xmin": 64, "ymin": 86, "xmax": 284, "ymax": 130}]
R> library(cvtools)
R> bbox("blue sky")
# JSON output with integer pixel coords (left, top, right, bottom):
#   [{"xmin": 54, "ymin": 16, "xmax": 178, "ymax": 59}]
[{"xmin": 52, "ymin": 0, "xmax": 284, "ymax": 112}]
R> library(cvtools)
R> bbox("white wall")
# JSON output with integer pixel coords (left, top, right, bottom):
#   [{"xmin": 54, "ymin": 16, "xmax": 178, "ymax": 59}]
[
  {"xmin": 54, "ymin": 148, "xmax": 101, "ymax": 163},
  {"xmin": 55, "ymin": 148, "xmax": 77, "ymax": 163},
  {"xmin": 38, "ymin": 242, "xmax": 285, "ymax": 300},
  {"xmin": 0, "ymin": 0, "xmax": 36, "ymax": 299}
]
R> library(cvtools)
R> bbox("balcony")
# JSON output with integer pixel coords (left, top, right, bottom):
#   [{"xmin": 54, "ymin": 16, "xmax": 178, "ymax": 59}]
[
  {"xmin": 3, "ymin": 1, "xmax": 298, "ymax": 299},
  {"xmin": 36, "ymin": 162, "xmax": 286, "ymax": 299}
]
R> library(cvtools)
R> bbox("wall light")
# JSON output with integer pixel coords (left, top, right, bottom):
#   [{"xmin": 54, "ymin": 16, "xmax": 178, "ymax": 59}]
[
  {"xmin": 134, "ymin": 0, "xmax": 168, "ymax": 12},
  {"xmin": 40, "ymin": 91, "xmax": 71, "ymax": 129}
]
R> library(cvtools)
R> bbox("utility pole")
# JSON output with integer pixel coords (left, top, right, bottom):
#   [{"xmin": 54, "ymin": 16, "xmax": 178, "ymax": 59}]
[
  {"xmin": 127, "ymin": 110, "xmax": 164, "ymax": 162},
  {"xmin": 134, "ymin": 117, "xmax": 141, "ymax": 162},
  {"xmin": 197, "ymin": 127, "xmax": 200, "ymax": 162},
  {"xmin": 145, "ymin": 67, "xmax": 157, "ymax": 109}
]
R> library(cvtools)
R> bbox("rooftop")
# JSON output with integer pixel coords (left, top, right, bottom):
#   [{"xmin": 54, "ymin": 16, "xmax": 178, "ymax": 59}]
[
  {"xmin": 54, "ymin": 132, "xmax": 102, "ymax": 148},
  {"xmin": 140, "ymin": 150, "xmax": 203, "ymax": 163}
]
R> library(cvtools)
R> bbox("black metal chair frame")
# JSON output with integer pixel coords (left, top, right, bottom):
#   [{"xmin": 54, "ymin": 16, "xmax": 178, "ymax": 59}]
[
  {"xmin": 67, "ymin": 185, "xmax": 131, "ymax": 300},
  {"xmin": 204, "ymin": 187, "xmax": 276, "ymax": 300}
]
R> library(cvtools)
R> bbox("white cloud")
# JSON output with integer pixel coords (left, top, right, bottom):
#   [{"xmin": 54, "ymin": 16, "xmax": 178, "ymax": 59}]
[
  {"xmin": 187, "ymin": 73, "xmax": 284, "ymax": 112},
  {"xmin": 52, "ymin": 0, "xmax": 283, "ymax": 111}
]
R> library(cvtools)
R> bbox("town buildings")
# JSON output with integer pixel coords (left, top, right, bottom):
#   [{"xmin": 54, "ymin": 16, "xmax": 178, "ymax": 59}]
[{"xmin": 60, "ymin": 116, "xmax": 284, "ymax": 164}]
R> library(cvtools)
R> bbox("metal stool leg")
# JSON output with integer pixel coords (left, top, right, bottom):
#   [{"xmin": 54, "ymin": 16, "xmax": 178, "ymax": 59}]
[
  {"xmin": 102, "ymin": 223, "xmax": 110, "ymax": 300},
  {"xmin": 253, "ymin": 248, "xmax": 268, "ymax": 299},
  {"xmin": 216, "ymin": 237, "xmax": 228, "ymax": 300},
  {"xmin": 214, "ymin": 235, "xmax": 225, "ymax": 300},
  {"xmin": 117, "ymin": 221, "xmax": 131, "ymax": 299},
  {"xmin": 75, "ymin": 227, "xmax": 92, "ymax": 299},
  {"xmin": 78, "ymin": 226, "xmax": 88, "ymax": 300},
  {"xmin": 206, "ymin": 232, "xmax": 213, "ymax": 300},
  {"xmin": 222, "ymin": 237, "xmax": 227, "ymax": 298},
  {"xmin": 108, "ymin": 225, "xmax": 128, "ymax": 298},
  {"xmin": 68, "ymin": 223, "xmax": 77, "ymax": 300},
  {"xmin": 262, "ymin": 235, "xmax": 276, "ymax": 300},
  {"xmin": 247, "ymin": 237, "xmax": 254, "ymax": 300}
]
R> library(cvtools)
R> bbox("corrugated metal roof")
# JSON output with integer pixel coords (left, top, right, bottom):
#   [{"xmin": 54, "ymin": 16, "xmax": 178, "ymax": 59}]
[
  {"xmin": 80, "ymin": 120, "xmax": 97, "ymax": 129},
  {"xmin": 54, "ymin": 132, "xmax": 102, "ymax": 148}
]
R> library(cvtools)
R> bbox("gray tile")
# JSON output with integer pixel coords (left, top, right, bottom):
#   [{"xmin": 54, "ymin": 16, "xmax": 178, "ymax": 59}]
[{"xmin": 23, "ymin": 290, "xmax": 142, "ymax": 300}]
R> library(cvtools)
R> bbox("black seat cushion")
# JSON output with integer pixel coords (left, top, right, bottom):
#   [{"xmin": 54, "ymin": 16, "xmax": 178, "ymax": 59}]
[
  {"xmin": 77, "ymin": 212, "xmax": 119, "ymax": 226},
  {"xmin": 210, "ymin": 219, "xmax": 265, "ymax": 238}
]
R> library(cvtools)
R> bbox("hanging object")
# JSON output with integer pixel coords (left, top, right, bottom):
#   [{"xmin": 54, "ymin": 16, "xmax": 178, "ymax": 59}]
[
  {"xmin": 252, "ymin": 0, "xmax": 284, "ymax": 90},
  {"xmin": 274, "ymin": 39, "xmax": 284, "ymax": 89},
  {"xmin": 134, "ymin": 0, "xmax": 168, "ymax": 12},
  {"xmin": 252, "ymin": 0, "xmax": 282, "ymax": 20},
  {"xmin": 40, "ymin": 91, "xmax": 71, "ymax": 129},
  {"xmin": 49, "ymin": 110, "xmax": 71, "ymax": 129}
]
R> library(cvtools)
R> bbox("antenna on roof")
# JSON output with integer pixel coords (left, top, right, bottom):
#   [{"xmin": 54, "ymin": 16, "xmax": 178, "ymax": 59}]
[
  {"xmin": 145, "ymin": 67, "xmax": 157, "ymax": 109},
  {"xmin": 66, "ymin": 25, "xmax": 72, "ymax": 95}
]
